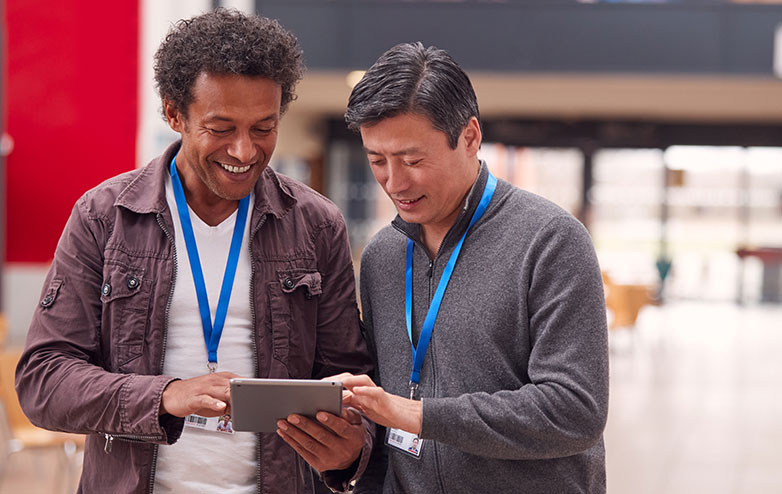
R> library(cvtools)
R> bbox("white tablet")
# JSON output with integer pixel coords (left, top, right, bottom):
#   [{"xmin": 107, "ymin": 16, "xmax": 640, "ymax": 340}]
[{"xmin": 229, "ymin": 378, "xmax": 343, "ymax": 433}]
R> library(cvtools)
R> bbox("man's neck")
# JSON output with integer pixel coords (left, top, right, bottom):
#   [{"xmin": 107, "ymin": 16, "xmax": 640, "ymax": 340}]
[
  {"xmin": 420, "ymin": 161, "xmax": 481, "ymax": 258},
  {"xmin": 186, "ymin": 194, "xmax": 239, "ymax": 227},
  {"xmin": 176, "ymin": 165, "xmax": 239, "ymax": 227}
]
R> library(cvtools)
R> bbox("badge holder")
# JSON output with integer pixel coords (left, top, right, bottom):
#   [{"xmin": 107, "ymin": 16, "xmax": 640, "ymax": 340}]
[
  {"xmin": 184, "ymin": 413, "xmax": 235, "ymax": 435},
  {"xmin": 386, "ymin": 427, "xmax": 422, "ymax": 458}
]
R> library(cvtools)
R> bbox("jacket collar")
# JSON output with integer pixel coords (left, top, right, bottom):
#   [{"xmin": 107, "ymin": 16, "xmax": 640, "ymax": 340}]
[
  {"xmin": 114, "ymin": 140, "xmax": 296, "ymax": 224},
  {"xmin": 392, "ymin": 160, "xmax": 490, "ymax": 254}
]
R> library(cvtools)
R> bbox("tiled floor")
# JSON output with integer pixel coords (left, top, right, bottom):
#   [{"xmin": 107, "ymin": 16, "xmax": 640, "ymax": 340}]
[
  {"xmin": 605, "ymin": 301, "xmax": 782, "ymax": 494},
  {"xmin": 2, "ymin": 301, "xmax": 781, "ymax": 493}
]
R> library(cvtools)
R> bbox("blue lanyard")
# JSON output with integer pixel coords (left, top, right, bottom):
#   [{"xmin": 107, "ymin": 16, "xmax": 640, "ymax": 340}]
[
  {"xmin": 169, "ymin": 155, "xmax": 250, "ymax": 369},
  {"xmin": 405, "ymin": 172, "xmax": 497, "ymax": 396}
]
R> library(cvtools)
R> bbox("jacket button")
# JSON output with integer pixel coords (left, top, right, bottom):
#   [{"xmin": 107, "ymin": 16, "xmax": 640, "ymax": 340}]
[
  {"xmin": 40, "ymin": 295, "xmax": 54, "ymax": 307},
  {"xmin": 102, "ymin": 283, "xmax": 112, "ymax": 297},
  {"xmin": 127, "ymin": 277, "xmax": 140, "ymax": 290},
  {"xmin": 283, "ymin": 278, "xmax": 295, "ymax": 290}
]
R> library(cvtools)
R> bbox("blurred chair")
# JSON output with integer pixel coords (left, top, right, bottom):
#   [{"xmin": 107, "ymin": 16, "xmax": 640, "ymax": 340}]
[
  {"xmin": 0, "ymin": 349, "xmax": 84, "ymax": 493},
  {"xmin": 602, "ymin": 273, "xmax": 656, "ymax": 330}
]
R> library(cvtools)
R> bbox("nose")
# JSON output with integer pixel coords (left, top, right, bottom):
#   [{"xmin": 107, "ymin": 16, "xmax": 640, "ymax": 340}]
[
  {"xmin": 384, "ymin": 161, "xmax": 409, "ymax": 196},
  {"xmin": 227, "ymin": 132, "xmax": 257, "ymax": 164}
]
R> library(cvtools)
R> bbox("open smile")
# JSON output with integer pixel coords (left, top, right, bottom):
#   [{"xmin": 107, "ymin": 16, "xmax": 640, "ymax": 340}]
[
  {"xmin": 395, "ymin": 196, "xmax": 424, "ymax": 211},
  {"xmin": 219, "ymin": 162, "xmax": 252, "ymax": 174}
]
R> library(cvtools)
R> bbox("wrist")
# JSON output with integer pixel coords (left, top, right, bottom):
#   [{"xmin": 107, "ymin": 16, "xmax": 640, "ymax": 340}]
[
  {"xmin": 159, "ymin": 379, "xmax": 179, "ymax": 416},
  {"xmin": 404, "ymin": 399, "xmax": 423, "ymax": 435}
]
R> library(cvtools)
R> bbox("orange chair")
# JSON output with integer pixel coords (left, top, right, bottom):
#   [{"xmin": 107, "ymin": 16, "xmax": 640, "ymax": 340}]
[
  {"xmin": 0, "ymin": 349, "xmax": 84, "ymax": 492},
  {"xmin": 602, "ymin": 273, "xmax": 656, "ymax": 330}
]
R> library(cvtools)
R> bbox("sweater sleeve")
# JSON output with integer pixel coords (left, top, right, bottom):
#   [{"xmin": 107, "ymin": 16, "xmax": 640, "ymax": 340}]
[
  {"xmin": 420, "ymin": 215, "xmax": 609, "ymax": 460},
  {"xmin": 15, "ymin": 198, "xmax": 182, "ymax": 444}
]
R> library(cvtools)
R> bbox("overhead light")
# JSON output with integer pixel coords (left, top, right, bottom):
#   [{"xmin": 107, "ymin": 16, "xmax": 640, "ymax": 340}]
[{"xmin": 775, "ymin": 23, "xmax": 782, "ymax": 78}]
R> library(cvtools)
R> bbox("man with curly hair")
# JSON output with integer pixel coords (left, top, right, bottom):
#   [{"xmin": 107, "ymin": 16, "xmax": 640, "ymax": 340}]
[{"xmin": 16, "ymin": 9, "xmax": 374, "ymax": 493}]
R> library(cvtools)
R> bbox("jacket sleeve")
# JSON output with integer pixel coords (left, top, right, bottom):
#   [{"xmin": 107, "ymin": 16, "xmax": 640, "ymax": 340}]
[
  {"xmin": 310, "ymin": 214, "xmax": 374, "ymax": 379},
  {"xmin": 420, "ymin": 215, "xmax": 609, "ymax": 460},
  {"xmin": 312, "ymin": 213, "xmax": 377, "ymax": 491},
  {"xmin": 352, "ymin": 425, "xmax": 388, "ymax": 494},
  {"xmin": 15, "ymin": 197, "xmax": 182, "ymax": 444}
]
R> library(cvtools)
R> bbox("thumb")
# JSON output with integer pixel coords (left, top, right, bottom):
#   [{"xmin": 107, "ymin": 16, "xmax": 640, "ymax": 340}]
[
  {"xmin": 199, "ymin": 395, "xmax": 227, "ymax": 412},
  {"xmin": 343, "ymin": 406, "xmax": 363, "ymax": 425}
]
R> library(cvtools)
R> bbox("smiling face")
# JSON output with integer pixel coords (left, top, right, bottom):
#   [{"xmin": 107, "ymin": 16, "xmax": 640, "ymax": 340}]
[
  {"xmin": 360, "ymin": 112, "xmax": 481, "ymax": 250},
  {"xmin": 165, "ymin": 72, "xmax": 282, "ymax": 223}
]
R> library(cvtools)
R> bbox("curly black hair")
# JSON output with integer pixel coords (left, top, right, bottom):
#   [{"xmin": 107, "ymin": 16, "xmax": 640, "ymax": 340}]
[{"xmin": 153, "ymin": 8, "xmax": 304, "ymax": 118}]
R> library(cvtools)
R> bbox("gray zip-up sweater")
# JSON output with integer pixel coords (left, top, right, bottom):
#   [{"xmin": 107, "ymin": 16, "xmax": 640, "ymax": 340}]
[{"xmin": 355, "ymin": 162, "xmax": 609, "ymax": 493}]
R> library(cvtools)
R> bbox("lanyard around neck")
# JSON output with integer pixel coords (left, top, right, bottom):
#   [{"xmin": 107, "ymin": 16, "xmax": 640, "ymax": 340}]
[
  {"xmin": 405, "ymin": 172, "xmax": 497, "ymax": 394},
  {"xmin": 169, "ymin": 154, "xmax": 250, "ymax": 370}
]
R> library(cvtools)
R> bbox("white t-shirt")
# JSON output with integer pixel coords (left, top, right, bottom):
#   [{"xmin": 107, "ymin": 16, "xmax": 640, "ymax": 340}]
[{"xmin": 154, "ymin": 175, "xmax": 257, "ymax": 493}]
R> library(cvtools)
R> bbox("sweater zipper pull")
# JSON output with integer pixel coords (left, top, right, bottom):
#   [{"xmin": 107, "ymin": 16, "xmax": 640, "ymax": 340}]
[{"xmin": 427, "ymin": 259, "xmax": 434, "ymax": 279}]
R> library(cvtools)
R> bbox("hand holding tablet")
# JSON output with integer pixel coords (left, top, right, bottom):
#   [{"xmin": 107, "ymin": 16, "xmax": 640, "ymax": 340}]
[{"xmin": 230, "ymin": 377, "xmax": 365, "ymax": 472}]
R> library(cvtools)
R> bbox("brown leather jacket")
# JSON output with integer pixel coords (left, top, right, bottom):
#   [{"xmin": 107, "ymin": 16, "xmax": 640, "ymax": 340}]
[{"xmin": 15, "ymin": 141, "xmax": 374, "ymax": 493}]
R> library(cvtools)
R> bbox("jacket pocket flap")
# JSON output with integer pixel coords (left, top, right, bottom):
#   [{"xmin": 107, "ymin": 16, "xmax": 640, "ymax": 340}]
[
  {"xmin": 40, "ymin": 279, "xmax": 64, "ymax": 308},
  {"xmin": 277, "ymin": 270, "xmax": 322, "ymax": 297}
]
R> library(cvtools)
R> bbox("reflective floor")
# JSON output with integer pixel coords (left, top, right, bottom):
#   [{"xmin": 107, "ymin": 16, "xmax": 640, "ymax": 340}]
[
  {"xmin": 1, "ymin": 301, "xmax": 781, "ymax": 493},
  {"xmin": 606, "ymin": 301, "xmax": 782, "ymax": 494}
]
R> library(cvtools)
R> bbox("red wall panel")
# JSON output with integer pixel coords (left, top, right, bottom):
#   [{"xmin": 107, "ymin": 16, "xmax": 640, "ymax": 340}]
[{"xmin": 5, "ymin": 1, "xmax": 138, "ymax": 262}]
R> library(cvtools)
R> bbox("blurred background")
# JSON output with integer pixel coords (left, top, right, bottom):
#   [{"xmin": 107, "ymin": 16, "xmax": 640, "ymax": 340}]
[{"xmin": 2, "ymin": 0, "xmax": 782, "ymax": 492}]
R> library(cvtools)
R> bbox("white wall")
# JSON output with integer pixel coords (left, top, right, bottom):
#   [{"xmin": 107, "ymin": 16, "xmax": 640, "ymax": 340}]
[{"xmin": 2, "ymin": 264, "xmax": 49, "ymax": 347}]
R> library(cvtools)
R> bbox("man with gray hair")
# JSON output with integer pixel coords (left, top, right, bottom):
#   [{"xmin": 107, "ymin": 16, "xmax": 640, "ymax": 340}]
[
  {"xmin": 336, "ymin": 42, "xmax": 609, "ymax": 493},
  {"xmin": 16, "ymin": 9, "xmax": 373, "ymax": 493}
]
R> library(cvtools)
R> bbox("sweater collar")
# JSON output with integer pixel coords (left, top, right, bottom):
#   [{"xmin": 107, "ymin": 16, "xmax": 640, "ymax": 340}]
[
  {"xmin": 114, "ymin": 140, "xmax": 296, "ymax": 223},
  {"xmin": 392, "ymin": 160, "xmax": 490, "ymax": 254}
]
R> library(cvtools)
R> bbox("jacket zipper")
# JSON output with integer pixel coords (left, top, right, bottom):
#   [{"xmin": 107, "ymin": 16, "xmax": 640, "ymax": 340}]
[
  {"xmin": 101, "ymin": 213, "xmax": 176, "ymax": 493},
  {"xmin": 250, "ymin": 212, "xmax": 267, "ymax": 494},
  {"xmin": 102, "ymin": 432, "xmax": 164, "ymax": 453},
  {"xmin": 146, "ymin": 213, "xmax": 178, "ymax": 493}
]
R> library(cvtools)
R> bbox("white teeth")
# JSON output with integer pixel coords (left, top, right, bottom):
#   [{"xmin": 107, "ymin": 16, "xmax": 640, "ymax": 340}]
[{"xmin": 220, "ymin": 163, "xmax": 251, "ymax": 174}]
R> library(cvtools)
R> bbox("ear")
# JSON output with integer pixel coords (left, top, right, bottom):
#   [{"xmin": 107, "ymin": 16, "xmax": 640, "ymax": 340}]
[
  {"xmin": 462, "ymin": 116, "xmax": 482, "ymax": 156},
  {"xmin": 163, "ymin": 99, "xmax": 186, "ymax": 133}
]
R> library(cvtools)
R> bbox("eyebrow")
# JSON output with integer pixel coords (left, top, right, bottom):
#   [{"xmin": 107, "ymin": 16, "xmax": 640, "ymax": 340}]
[
  {"xmin": 364, "ymin": 147, "xmax": 422, "ymax": 156},
  {"xmin": 203, "ymin": 114, "xmax": 278, "ymax": 124}
]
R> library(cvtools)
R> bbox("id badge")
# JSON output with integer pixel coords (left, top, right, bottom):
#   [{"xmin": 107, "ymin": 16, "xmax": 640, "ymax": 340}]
[
  {"xmin": 386, "ymin": 427, "xmax": 423, "ymax": 459},
  {"xmin": 184, "ymin": 413, "xmax": 234, "ymax": 434}
]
